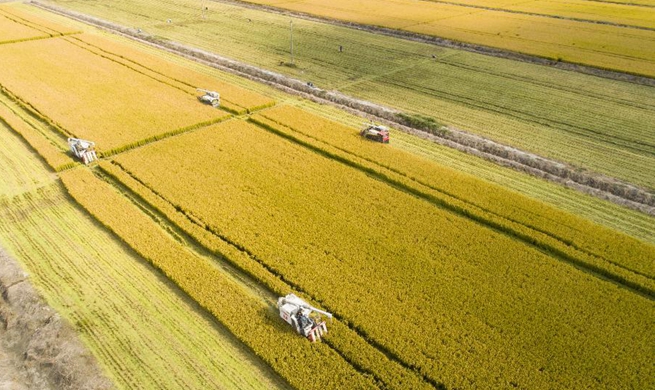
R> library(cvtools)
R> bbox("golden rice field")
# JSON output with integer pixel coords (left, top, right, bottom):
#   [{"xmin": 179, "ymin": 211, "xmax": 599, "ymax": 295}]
[
  {"xmin": 242, "ymin": 0, "xmax": 655, "ymax": 76},
  {"xmin": 110, "ymin": 118, "xmax": 655, "ymax": 388},
  {"xmin": 424, "ymin": 0, "xmax": 655, "ymax": 29},
  {"xmin": 1, "ymin": 2, "xmax": 654, "ymax": 390},
  {"xmin": 0, "ymin": 4, "xmax": 79, "ymax": 41},
  {"xmin": 0, "ymin": 123, "xmax": 290, "ymax": 390}
]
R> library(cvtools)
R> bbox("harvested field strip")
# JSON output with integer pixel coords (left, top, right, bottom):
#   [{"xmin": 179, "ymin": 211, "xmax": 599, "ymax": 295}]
[
  {"xmin": 0, "ymin": 122, "xmax": 289, "ymax": 390},
  {"xmin": 71, "ymin": 33, "xmax": 276, "ymax": 113},
  {"xmin": 0, "ymin": 188, "xmax": 290, "ymax": 390},
  {"xmin": 0, "ymin": 123, "xmax": 55, "ymax": 199},
  {"xmin": 113, "ymin": 119, "xmax": 655, "ymax": 388},
  {"xmin": 0, "ymin": 36, "xmax": 230, "ymax": 153},
  {"xmin": 252, "ymin": 106, "xmax": 655, "ymax": 279},
  {"xmin": 99, "ymin": 160, "xmax": 438, "ymax": 390},
  {"xmin": 59, "ymin": 167, "xmax": 378, "ymax": 390}
]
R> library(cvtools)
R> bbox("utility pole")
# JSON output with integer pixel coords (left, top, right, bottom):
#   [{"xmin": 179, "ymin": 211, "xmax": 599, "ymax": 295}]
[{"xmin": 290, "ymin": 19, "xmax": 294, "ymax": 65}]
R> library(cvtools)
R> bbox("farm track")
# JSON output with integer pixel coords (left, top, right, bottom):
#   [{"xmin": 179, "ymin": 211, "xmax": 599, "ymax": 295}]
[{"xmin": 31, "ymin": 1, "xmax": 655, "ymax": 215}]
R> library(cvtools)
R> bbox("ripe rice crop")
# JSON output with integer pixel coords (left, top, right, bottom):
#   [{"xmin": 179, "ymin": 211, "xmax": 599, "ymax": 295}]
[
  {"xmin": 0, "ymin": 36, "xmax": 230, "ymax": 154},
  {"xmin": 59, "ymin": 167, "xmax": 377, "ymax": 390},
  {"xmin": 98, "ymin": 159, "xmax": 434, "ymax": 390},
  {"xmin": 0, "ymin": 12, "xmax": 48, "ymax": 43},
  {"xmin": 423, "ymin": 0, "xmax": 655, "ymax": 30},
  {"xmin": 0, "ymin": 102, "xmax": 75, "ymax": 172},
  {"xmin": 253, "ymin": 105, "xmax": 655, "ymax": 280},
  {"xmin": 113, "ymin": 118, "xmax": 655, "ymax": 388},
  {"xmin": 0, "ymin": 4, "xmax": 79, "ymax": 38},
  {"xmin": 72, "ymin": 33, "xmax": 275, "ymax": 113}
]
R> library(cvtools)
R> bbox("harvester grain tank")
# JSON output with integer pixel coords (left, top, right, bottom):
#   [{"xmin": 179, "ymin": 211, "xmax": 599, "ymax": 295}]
[
  {"xmin": 67, "ymin": 138, "xmax": 97, "ymax": 165},
  {"xmin": 277, "ymin": 294, "xmax": 332, "ymax": 342},
  {"xmin": 361, "ymin": 123, "xmax": 390, "ymax": 143},
  {"xmin": 197, "ymin": 88, "xmax": 220, "ymax": 107}
]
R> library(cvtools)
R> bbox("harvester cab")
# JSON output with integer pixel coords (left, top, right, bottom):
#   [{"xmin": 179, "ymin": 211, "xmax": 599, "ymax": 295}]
[
  {"xmin": 361, "ymin": 123, "xmax": 390, "ymax": 143},
  {"xmin": 67, "ymin": 137, "xmax": 97, "ymax": 165},
  {"xmin": 277, "ymin": 294, "xmax": 332, "ymax": 342},
  {"xmin": 197, "ymin": 88, "xmax": 220, "ymax": 107}
]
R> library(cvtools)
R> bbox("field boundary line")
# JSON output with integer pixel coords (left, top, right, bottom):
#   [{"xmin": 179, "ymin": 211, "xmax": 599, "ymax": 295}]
[
  {"xmin": 582, "ymin": 0, "xmax": 655, "ymax": 8},
  {"xmin": 30, "ymin": 2, "xmax": 655, "ymax": 214}
]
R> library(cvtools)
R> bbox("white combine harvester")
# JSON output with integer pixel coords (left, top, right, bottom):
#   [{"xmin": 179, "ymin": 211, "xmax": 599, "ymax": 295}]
[
  {"xmin": 67, "ymin": 138, "xmax": 97, "ymax": 165},
  {"xmin": 197, "ymin": 88, "xmax": 220, "ymax": 107},
  {"xmin": 278, "ymin": 294, "xmax": 332, "ymax": 342}
]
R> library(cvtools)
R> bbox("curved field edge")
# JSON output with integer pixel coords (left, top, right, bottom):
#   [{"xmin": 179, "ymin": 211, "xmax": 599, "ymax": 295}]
[
  {"xmin": 0, "ymin": 125, "xmax": 291, "ymax": 390},
  {"xmin": 58, "ymin": 167, "xmax": 390, "ymax": 390}
]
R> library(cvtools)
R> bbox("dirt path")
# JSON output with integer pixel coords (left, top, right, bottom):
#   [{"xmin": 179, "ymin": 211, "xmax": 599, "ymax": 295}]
[{"xmin": 0, "ymin": 249, "xmax": 112, "ymax": 390}]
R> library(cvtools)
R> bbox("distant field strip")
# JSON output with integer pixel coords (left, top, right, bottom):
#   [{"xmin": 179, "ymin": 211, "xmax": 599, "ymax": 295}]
[
  {"xmin": 421, "ymin": 0, "xmax": 655, "ymax": 30},
  {"xmin": 240, "ymin": 0, "xmax": 655, "ymax": 76},
  {"xmin": 69, "ymin": 33, "xmax": 275, "ymax": 114},
  {"xmin": 44, "ymin": 0, "xmax": 655, "ymax": 190},
  {"xmin": 0, "ymin": 4, "xmax": 79, "ymax": 43},
  {"xmin": 0, "ymin": 12, "xmax": 50, "ymax": 43},
  {"xmin": 113, "ymin": 119, "xmax": 655, "ymax": 388}
]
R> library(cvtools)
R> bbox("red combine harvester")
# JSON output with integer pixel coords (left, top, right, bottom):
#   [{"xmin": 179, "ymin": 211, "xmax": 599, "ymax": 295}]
[{"xmin": 360, "ymin": 123, "xmax": 390, "ymax": 143}]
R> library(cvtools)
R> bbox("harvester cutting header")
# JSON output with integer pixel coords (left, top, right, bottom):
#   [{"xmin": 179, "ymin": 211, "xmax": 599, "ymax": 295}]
[{"xmin": 278, "ymin": 294, "xmax": 332, "ymax": 342}]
